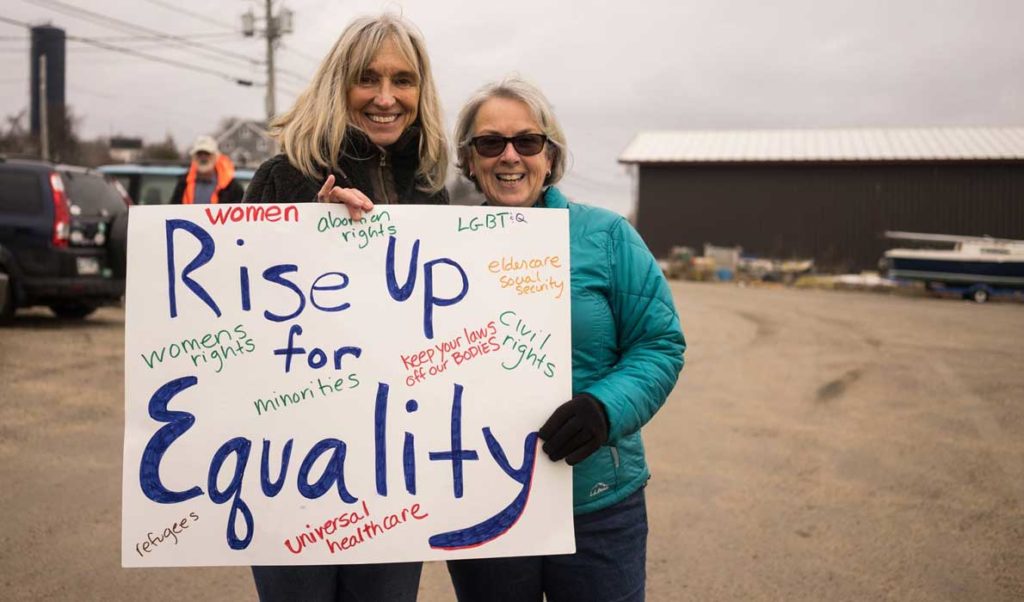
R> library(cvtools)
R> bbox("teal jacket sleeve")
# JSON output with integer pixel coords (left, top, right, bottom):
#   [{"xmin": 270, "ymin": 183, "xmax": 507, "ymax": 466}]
[{"xmin": 582, "ymin": 218, "xmax": 685, "ymax": 441}]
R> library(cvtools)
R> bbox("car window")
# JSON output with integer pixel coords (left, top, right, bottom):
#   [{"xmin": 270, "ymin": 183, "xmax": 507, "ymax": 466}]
[
  {"xmin": 0, "ymin": 169, "xmax": 44, "ymax": 215},
  {"xmin": 236, "ymin": 169, "xmax": 255, "ymax": 192},
  {"xmin": 138, "ymin": 174, "xmax": 180, "ymax": 205},
  {"xmin": 61, "ymin": 171, "xmax": 126, "ymax": 214}
]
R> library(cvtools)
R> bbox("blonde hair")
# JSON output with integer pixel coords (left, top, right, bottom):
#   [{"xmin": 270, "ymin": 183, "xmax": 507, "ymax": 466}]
[
  {"xmin": 454, "ymin": 76, "xmax": 567, "ymax": 190},
  {"xmin": 271, "ymin": 14, "xmax": 447, "ymax": 192}
]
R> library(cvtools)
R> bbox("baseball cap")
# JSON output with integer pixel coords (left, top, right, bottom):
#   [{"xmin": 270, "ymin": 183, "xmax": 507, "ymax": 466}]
[{"xmin": 190, "ymin": 135, "xmax": 219, "ymax": 156}]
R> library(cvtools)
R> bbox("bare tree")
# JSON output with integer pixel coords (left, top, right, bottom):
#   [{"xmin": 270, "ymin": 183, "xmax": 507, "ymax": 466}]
[{"xmin": 142, "ymin": 134, "xmax": 182, "ymax": 162}]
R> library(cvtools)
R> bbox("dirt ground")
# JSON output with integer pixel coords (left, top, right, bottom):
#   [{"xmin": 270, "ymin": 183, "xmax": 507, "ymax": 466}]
[{"xmin": 1, "ymin": 282, "xmax": 1022, "ymax": 601}]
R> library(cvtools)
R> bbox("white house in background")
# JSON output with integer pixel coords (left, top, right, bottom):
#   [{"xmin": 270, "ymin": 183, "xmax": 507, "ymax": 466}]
[{"xmin": 216, "ymin": 119, "xmax": 276, "ymax": 168}]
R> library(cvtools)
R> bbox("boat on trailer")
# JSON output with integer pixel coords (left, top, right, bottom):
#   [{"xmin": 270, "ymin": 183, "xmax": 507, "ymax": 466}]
[{"xmin": 881, "ymin": 231, "xmax": 1024, "ymax": 302}]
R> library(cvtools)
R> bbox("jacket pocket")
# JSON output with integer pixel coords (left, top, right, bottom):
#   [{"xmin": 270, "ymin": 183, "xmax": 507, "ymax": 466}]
[
  {"xmin": 608, "ymin": 445, "xmax": 622, "ymax": 492},
  {"xmin": 578, "ymin": 446, "xmax": 620, "ymax": 501}
]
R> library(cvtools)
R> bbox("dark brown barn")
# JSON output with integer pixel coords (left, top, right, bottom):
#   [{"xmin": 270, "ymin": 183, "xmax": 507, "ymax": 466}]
[{"xmin": 619, "ymin": 127, "xmax": 1024, "ymax": 272}]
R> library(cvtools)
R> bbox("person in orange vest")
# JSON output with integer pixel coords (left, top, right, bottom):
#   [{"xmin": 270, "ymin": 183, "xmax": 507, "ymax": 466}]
[{"xmin": 171, "ymin": 135, "xmax": 244, "ymax": 204}]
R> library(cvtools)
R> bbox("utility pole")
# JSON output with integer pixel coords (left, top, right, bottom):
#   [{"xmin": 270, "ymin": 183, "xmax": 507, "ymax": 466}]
[
  {"xmin": 39, "ymin": 54, "xmax": 49, "ymax": 161},
  {"xmin": 264, "ymin": 0, "xmax": 276, "ymax": 121},
  {"xmin": 243, "ymin": 2, "xmax": 293, "ymax": 123}
]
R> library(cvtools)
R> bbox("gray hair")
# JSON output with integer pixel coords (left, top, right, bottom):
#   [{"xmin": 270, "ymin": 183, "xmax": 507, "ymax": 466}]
[{"xmin": 453, "ymin": 76, "xmax": 567, "ymax": 190}]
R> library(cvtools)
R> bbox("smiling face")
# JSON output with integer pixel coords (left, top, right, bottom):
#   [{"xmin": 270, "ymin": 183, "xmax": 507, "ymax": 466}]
[
  {"xmin": 346, "ymin": 38, "xmax": 420, "ymax": 147},
  {"xmin": 469, "ymin": 97, "xmax": 552, "ymax": 207}
]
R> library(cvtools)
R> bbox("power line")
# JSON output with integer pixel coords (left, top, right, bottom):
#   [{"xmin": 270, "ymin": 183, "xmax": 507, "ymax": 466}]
[
  {"xmin": 66, "ymin": 33, "xmax": 257, "ymax": 86},
  {"xmin": 2, "ymin": 17, "xmax": 254, "ymax": 53},
  {"xmin": 0, "ymin": 15, "xmax": 35, "ymax": 29},
  {"xmin": 67, "ymin": 39, "xmax": 244, "ymax": 54},
  {"xmin": 66, "ymin": 34, "xmax": 258, "ymax": 56},
  {"xmin": 0, "ymin": 13, "xmax": 257, "ymax": 87},
  {"xmin": 28, "ymin": 0, "xmax": 259, "ymax": 65},
  {"xmin": 24, "ymin": 0, "xmax": 262, "ymax": 67},
  {"xmin": 138, "ymin": 0, "xmax": 239, "ymax": 32},
  {"xmin": 278, "ymin": 83, "xmax": 303, "ymax": 97},
  {"xmin": 279, "ymin": 42, "xmax": 321, "ymax": 64},
  {"xmin": 86, "ymin": 32, "xmax": 243, "ymax": 42},
  {"xmin": 277, "ymin": 66, "xmax": 310, "ymax": 84}
]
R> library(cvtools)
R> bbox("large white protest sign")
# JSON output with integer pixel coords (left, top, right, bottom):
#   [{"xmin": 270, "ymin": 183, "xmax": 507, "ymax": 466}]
[{"xmin": 121, "ymin": 203, "xmax": 572, "ymax": 567}]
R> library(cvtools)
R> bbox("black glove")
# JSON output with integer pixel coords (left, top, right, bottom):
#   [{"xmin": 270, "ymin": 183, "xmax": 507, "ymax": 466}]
[{"xmin": 538, "ymin": 393, "xmax": 609, "ymax": 465}]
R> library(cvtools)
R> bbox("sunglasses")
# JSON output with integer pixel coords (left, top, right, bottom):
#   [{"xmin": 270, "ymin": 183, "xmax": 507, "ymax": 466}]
[{"xmin": 468, "ymin": 134, "xmax": 548, "ymax": 158}]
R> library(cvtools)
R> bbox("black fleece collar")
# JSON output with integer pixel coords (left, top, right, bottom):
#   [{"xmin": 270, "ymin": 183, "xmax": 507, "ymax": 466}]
[
  {"xmin": 334, "ymin": 125, "xmax": 424, "ymax": 199},
  {"xmin": 341, "ymin": 125, "xmax": 421, "ymax": 164}
]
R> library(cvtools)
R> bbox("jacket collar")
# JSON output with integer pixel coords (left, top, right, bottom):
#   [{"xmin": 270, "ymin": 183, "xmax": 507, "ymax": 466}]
[
  {"xmin": 341, "ymin": 125, "xmax": 421, "ymax": 163},
  {"xmin": 182, "ymin": 153, "xmax": 236, "ymax": 204},
  {"xmin": 539, "ymin": 186, "xmax": 568, "ymax": 209},
  {"xmin": 332, "ymin": 126, "xmax": 424, "ymax": 197}
]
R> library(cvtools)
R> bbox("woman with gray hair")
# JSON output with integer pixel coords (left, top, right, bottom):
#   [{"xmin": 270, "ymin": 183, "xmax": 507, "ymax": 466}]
[
  {"xmin": 446, "ymin": 76, "xmax": 685, "ymax": 601},
  {"xmin": 244, "ymin": 13, "xmax": 448, "ymax": 216},
  {"xmin": 245, "ymin": 13, "xmax": 446, "ymax": 602}
]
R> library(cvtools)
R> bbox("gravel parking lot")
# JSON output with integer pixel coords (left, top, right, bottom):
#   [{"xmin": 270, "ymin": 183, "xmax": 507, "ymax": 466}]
[{"xmin": 2, "ymin": 282, "xmax": 1022, "ymax": 601}]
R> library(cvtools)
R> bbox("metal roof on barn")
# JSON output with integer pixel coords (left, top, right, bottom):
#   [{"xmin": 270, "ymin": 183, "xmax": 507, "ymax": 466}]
[{"xmin": 618, "ymin": 127, "xmax": 1024, "ymax": 164}]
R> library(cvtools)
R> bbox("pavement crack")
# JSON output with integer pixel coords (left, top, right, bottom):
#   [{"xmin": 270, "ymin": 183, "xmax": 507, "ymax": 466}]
[
  {"xmin": 734, "ymin": 310, "xmax": 777, "ymax": 343},
  {"xmin": 815, "ymin": 368, "xmax": 863, "ymax": 403}
]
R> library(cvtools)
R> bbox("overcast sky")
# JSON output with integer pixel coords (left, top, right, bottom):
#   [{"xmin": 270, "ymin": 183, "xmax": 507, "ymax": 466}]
[{"xmin": 2, "ymin": 0, "xmax": 1023, "ymax": 214}]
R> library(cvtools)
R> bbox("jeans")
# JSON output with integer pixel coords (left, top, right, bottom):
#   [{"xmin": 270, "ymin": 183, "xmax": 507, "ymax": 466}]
[
  {"xmin": 251, "ymin": 562, "xmax": 422, "ymax": 602},
  {"xmin": 446, "ymin": 487, "xmax": 648, "ymax": 602}
]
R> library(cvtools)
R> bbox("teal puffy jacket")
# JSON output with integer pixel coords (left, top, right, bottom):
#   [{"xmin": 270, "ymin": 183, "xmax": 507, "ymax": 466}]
[{"xmin": 540, "ymin": 187, "xmax": 686, "ymax": 514}]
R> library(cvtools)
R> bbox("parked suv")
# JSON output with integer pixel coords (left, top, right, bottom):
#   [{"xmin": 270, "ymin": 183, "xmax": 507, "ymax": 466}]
[{"xmin": 0, "ymin": 158, "xmax": 128, "ymax": 321}]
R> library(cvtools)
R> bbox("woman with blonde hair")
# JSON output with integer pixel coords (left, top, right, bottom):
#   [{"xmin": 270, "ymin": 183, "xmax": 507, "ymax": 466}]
[
  {"xmin": 244, "ymin": 13, "xmax": 448, "ymax": 216},
  {"xmin": 246, "ymin": 13, "xmax": 446, "ymax": 601}
]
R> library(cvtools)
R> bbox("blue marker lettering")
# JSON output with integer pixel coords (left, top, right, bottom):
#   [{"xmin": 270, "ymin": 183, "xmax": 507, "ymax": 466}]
[
  {"xmin": 428, "ymin": 384, "xmax": 479, "ymax": 498},
  {"xmin": 207, "ymin": 437, "xmax": 254, "ymax": 550},
  {"xmin": 139, "ymin": 376, "xmax": 204, "ymax": 503},
  {"xmin": 165, "ymin": 219, "xmax": 219, "ymax": 318}
]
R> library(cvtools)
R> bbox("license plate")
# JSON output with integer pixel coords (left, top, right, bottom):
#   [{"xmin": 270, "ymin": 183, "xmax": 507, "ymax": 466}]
[{"xmin": 77, "ymin": 257, "xmax": 100, "ymax": 275}]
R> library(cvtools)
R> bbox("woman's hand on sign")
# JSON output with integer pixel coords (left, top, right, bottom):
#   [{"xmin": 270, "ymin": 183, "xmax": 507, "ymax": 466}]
[
  {"xmin": 317, "ymin": 174, "xmax": 375, "ymax": 221},
  {"xmin": 539, "ymin": 393, "xmax": 610, "ymax": 466}
]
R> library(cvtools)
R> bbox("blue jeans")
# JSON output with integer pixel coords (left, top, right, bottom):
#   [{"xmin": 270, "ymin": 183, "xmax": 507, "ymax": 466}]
[
  {"xmin": 251, "ymin": 562, "xmax": 422, "ymax": 602},
  {"xmin": 446, "ymin": 487, "xmax": 648, "ymax": 602}
]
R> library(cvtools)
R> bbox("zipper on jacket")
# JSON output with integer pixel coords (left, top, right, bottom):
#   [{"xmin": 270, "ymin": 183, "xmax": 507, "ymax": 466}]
[
  {"xmin": 377, "ymin": 153, "xmax": 395, "ymax": 204},
  {"xmin": 610, "ymin": 446, "xmax": 620, "ymax": 468}
]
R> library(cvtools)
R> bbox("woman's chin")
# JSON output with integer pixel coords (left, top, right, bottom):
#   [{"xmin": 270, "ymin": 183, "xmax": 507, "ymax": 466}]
[
  {"xmin": 358, "ymin": 119, "xmax": 408, "ymax": 147},
  {"xmin": 486, "ymin": 188, "xmax": 536, "ymax": 208}
]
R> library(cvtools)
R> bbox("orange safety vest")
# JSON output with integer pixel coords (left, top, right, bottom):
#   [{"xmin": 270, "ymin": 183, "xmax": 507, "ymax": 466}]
[{"xmin": 181, "ymin": 153, "xmax": 236, "ymax": 204}]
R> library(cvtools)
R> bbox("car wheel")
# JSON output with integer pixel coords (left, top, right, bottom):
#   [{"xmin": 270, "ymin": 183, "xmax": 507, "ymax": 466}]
[
  {"xmin": 50, "ymin": 302, "xmax": 97, "ymax": 319},
  {"xmin": 109, "ymin": 210, "xmax": 129, "ymax": 279},
  {"xmin": 0, "ymin": 271, "xmax": 14, "ymax": 323},
  {"xmin": 971, "ymin": 288, "xmax": 990, "ymax": 304}
]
